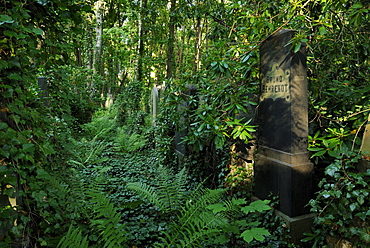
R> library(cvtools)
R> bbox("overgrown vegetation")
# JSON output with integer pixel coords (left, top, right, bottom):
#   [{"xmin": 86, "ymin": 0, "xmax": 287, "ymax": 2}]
[{"xmin": 1, "ymin": 0, "xmax": 369, "ymax": 247}]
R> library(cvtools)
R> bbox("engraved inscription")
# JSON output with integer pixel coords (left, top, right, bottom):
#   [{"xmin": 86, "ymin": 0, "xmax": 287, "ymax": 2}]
[{"xmin": 261, "ymin": 64, "xmax": 290, "ymax": 101}]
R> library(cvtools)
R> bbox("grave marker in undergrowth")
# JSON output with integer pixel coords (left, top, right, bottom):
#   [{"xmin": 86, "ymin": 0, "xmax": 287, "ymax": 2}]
[
  {"xmin": 360, "ymin": 113, "xmax": 370, "ymax": 155},
  {"xmin": 359, "ymin": 113, "xmax": 370, "ymax": 172},
  {"xmin": 174, "ymin": 85, "xmax": 198, "ymax": 166},
  {"xmin": 254, "ymin": 29, "xmax": 315, "ymax": 245},
  {"xmin": 151, "ymin": 86, "xmax": 159, "ymax": 126},
  {"xmin": 38, "ymin": 76, "xmax": 49, "ymax": 106}
]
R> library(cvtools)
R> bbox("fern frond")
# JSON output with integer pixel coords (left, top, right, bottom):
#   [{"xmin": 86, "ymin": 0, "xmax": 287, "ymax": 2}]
[
  {"xmin": 126, "ymin": 181, "xmax": 166, "ymax": 211},
  {"xmin": 88, "ymin": 191, "xmax": 127, "ymax": 248},
  {"xmin": 127, "ymin": 166, "xmax": 189, "ymax": 213},
  {"xmin": 154, "ymin": 165, "xmax": 177, "ymax": 212},
  {"xmin": 128, "ymin": 166, "xmax": 235, "ymax": 247},
  {"xmin": 158, "ymin": 188, "xmax": 230, "ymax": 247},
  {"xmin": 178, "ymin": 188, "xmax": 225, "ymax": 225},
  {"xmin": 155, "ymin": 166, "xmax": 188, "ymax": 212},
  {"xmin": 57, "ymin": 225, "xmax": 89, "ymax": 248},
  {"xmin": 172, "ymin": 167, "xmax": 188, "ymax": 204}
]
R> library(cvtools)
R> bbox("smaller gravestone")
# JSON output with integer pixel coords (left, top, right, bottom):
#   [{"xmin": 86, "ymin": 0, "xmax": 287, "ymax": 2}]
[
  {"xmin": 38, "ymin": 76, "xmax": 49, "ymax": 106},
  {"xmin": 151, "ymin": 87, "xmax": 159, "ymax": 126},
  {"xmin": 174, "ymin": 85, "xmax": 198, "ymax": 166},
  {"xmin": 358, "ymin": 113, "xmax": 370, "ymax": 173},
  {"xmin": 360, "ymin": 113, "xmax": 370, "ymax": 154}
]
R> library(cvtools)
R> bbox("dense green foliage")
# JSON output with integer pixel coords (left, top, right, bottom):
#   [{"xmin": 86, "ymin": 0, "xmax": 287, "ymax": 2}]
[
  {"xmin": 0, "ymin": 0, "xmax": 369, "ymax": 247},
  {"xmin": 304, "ymin": 149, "xmax": 370, "ymax": 247}
]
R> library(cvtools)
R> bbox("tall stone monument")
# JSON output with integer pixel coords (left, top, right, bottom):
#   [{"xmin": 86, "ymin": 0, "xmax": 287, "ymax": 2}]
[{"xmin": 255, "ymin": 29, "xmax": 314, "ymax": 244}]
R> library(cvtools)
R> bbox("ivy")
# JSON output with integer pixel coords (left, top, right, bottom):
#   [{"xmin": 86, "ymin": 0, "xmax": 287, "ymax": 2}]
[{"xmin": 307, "ymin": 150, "xmax": 370, "ymax": 246}]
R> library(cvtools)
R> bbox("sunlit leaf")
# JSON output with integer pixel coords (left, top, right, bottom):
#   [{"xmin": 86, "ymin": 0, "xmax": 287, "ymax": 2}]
[
  {"xmin": 207, "ymin": 203, "xmax": 226, "ymax": 213},
  {"xmin": 32, "ymin": 28, "xmax": 44, "ymax": 35},
  {"xmin": 292, "ymin": 42, "xmax": 301, "ymax": 53},
  {"xmin": 241, "ymin": 228, "xmax": 270, "ymax": 243},
  {"xmin": 0, "ymin": 15, "xmax": 13, "ymax": 24}
]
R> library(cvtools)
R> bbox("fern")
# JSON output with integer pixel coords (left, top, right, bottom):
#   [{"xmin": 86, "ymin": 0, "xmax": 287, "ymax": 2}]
[
  {"xmin": 157, "ymin": 189, "xmax": 232, "ymax": 248},
  {"xmin": 114, "ymin": 127, "xmax": 147, "ymax": 152},
  {"xmin": 88, "ymin": 190, "xmax": 127, "ymax": 248},
  {"xmin": 127, "ymin": 166, "xmax": 188, "ymax": 213},
  {"xmin": 57, "ymin": 225, "xmax": 89, "ymax": 248},
  {"xmin": 125, "ymin": 180, "xmax": 166, "ymax": 210},
  {"xmin": 57, "ymin": 190, "xmax": 127, "ymax": 248},
  {"xmin": 127, "ymin": 166, "xmax": 236, "ymax": 247},
  {"xmin": 83, "ymin": 111, "xmax": 117, "ymax": 141},
  {"xmin": 67, "ymin": 134, "xmax": 111, "ymax": 167}
]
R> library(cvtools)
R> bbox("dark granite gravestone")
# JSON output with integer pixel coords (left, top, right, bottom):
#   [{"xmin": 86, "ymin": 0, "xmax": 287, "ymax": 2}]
[
  {"xmin": 38, "ymin": 76, "xmax": 49, "ymax": 106},
  {"xmin": 254, "ymin": 29, "xmax": 314, "ymax": 244},
  {"xmin": 174, "ymin": 85, "xmax": 198, "ymax": 165}
]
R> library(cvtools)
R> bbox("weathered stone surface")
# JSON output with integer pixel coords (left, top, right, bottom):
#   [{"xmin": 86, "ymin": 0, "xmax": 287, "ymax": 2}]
[
  {"xmin": 174, "ymin": 85, "xmax": 198, "ymax": 165},
  {"xmin": 275, "ymin": 210, "xmax": 315, "ymax": 246},
  {"xmin": 255, "ymin": 29, "xmax": 313, "ymax": 217},
  {"xmin": 258, "ymin": 30, "xmax": 309, "ymax": 154},
  {"xmin": 151, "ymin": 87, "xmax": 159, "ymax": 126},
  {"xmin": 326, "ymin": 235, "xmax": 355, "ymax": 248},
  {"xmin": 360, "ymin": 113, "xmax": 370, "ymax": 155}
]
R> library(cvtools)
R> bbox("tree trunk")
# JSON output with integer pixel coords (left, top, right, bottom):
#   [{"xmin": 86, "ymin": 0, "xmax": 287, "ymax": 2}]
[
  {"xmin": 194, "ymin": 17, "xmax": 202, "ymax": 72},
  {"xmin": 166, "ymin": 0, "xmax": 176, "ymax": 80},
  {"xmin": 87, "ymin": 21, "xmax": 93, "ymax": 70},
  {"xmin": 93, "ymin": 1, "xmax": 104, "ymax": 75},
  {"xmin": 178, "ymin": 25, "xmax": 185, "ymax": 69},
  {"xmin": 136, "ymin": 0, "xmax": 147, "ymax": 82}
]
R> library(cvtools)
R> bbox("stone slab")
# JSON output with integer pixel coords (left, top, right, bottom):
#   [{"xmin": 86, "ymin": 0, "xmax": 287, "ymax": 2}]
[
  {"xmin": 275, "ymin": 210, "xmax": 315, "ymax": 247},
  {"xmin": 255, "ymin": 29, "xmax": 313, "ymax": 218},
  {"xmin": 255, "ymin": 152, "xmax": 313, "ymax": 217},
  {"xmin": 258, "ymin": 29, "xmax": 309, "ymax": 154}
]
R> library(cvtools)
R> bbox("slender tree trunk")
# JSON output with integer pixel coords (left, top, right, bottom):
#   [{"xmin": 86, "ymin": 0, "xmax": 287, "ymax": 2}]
[
  {"xmin": 194, "ymin": 17, "xmax": 202, "ymax": 72},
  {"xmin": 204, "ymin": 19, "xmax": 208, "ymax": 56},
  {"xmin": 166, "ymin": 0, "xmax": 176, "ymax": 80},
  {"xmin": 178, "ymin": 25, "xmax": 185, "ymax": 68},
  {"xmin": 87, "ymin": 21, "xmax": 93, "ymax": 70},
  {"xmin": 93, "ymin": 1, "xmax": 104, "ymax": 75},
  {"xmin": 136, "ymin": 0, "xmax": 147, "ymax": 82},
  {"xmin": 74, "ymin": 40, "xmax": 82, "ymax": 67}
]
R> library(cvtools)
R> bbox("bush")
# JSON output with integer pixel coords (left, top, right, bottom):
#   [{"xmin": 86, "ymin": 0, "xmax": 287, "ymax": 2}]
[{"xmin": 305, "ymin": 149, "xmax": 370, "ymax": 247}]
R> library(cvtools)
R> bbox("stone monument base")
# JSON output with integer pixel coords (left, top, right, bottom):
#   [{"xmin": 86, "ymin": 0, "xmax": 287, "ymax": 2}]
[
  {"xmin": 251, "ymin": 196, "xmax": 315, "ymax": 246},
  {"xmin": 275, "ymin": 210, "xmax": 315, "ymax": 247},
  {"xmin": 254, "ymin": 146, "xmax": 314, "ymax": 217}
]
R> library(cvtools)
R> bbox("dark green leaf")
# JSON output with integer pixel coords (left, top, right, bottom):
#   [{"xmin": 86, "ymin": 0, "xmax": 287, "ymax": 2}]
[
  {"xmin": 0, "ymin": 123, "xmax": 8, "ymax": 130},
  {"xmin": 4, "ymin": 30, "xmax": 17, "ymax": 37},
  {"xmin": 312, "ymin": 150, "xmax": 326, "ymax": 157},
  {"xmin": 0, "ymin": 15, "xmax": 13, "ymax": 24},
  {"xmin": 22, "ymin": 143, "xmax": 35, "ymax": 153},
  {"xmin": 32, "ymin": 28, "xmax": 44, "ymax": 35},
  {"xmin": 352, "ymin": 3, "xmax": 363, "ymax": 9}
]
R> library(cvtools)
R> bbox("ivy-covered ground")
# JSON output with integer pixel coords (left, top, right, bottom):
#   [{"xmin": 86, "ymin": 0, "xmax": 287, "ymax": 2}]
[{"xmin": 56, "ymin": 111, "xmax": 294, "ymax": 248}]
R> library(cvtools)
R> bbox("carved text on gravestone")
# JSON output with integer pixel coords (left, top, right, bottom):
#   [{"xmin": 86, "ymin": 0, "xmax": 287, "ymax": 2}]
[{"xmin": 261, "ymin": 63, "xmax": 290, "ymax": 101}]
